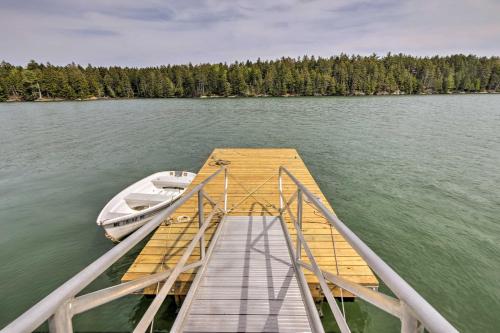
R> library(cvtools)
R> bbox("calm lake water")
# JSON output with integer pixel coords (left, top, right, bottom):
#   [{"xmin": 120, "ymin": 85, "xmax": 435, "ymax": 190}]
[{"xmin": 0, "ymin": 96, "xmax": 499, "ymax": 332}]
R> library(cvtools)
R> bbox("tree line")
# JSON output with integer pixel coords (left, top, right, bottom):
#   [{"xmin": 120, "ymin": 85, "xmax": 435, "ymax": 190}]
[{"xmin": 0, "ymin": 54, "xmax": 499, "ymax": 102}]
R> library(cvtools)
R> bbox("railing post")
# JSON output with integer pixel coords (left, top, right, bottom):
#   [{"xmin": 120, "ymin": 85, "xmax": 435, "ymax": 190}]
[
  {"xmin": 198, "ymin": 190, "xmax": 205, "ymax": 259},
  {"xmin": 48, "ymin": 300, "xmax": 73, "ymax": 333},
  {"xmin": 278, "ymin": 168, "xmax": 283, "ymax": 213},
  {"xmin": 401, "ymin": 303, "xmax": 423, "ymax": 333},
  {"xmin": 296, "ymin": 188, "xmax": 303, "ymax": 260},
  {"xmin": 224, "ymin": 168, "xmax": 228, "ymax": 213}
]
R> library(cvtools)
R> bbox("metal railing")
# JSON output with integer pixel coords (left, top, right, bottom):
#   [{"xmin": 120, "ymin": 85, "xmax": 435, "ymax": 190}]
[
  {"xmin": 1, "ymin": 167, "xmax": 228, "ymax": 333},
  {"xmin": 278, "ymin": 166, "xmax": 459, "ymax": 333}
]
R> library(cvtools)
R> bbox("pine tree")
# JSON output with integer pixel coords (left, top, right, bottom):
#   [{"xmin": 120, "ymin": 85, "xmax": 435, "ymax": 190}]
[
  {"xmin": 175, "ymin": 79, "xmax": 184, "ymax": 97},
  {"xmin": 0, "ymin": 83, "xmax": 6, "ymax": 101},
  {"xmin": 262, "ymin": 65, "xmax": 274, "ymax": 95},
  {"xmin": 445, "ymin": 69, "xmax": 455, "ymax": 92},
  {"xmin": 161, "ymin": 75, "xmax": 173, "ymax": 97},
  {"xmin": 303, "ymin": 70, "xmax": 313, "ymax": 96},
  {"xmin": 21, "ymin": 70, "xmax": 41, "ymax": 100},
  {"xmin": 103, "ymin": 73, "xmax": 116, "ymax": 98}
]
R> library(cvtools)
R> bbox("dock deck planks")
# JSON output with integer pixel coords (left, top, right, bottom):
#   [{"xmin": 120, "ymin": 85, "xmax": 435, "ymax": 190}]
[{"xmin": 122, "ymin": 148, "xmax": 378, "ymax": 298}]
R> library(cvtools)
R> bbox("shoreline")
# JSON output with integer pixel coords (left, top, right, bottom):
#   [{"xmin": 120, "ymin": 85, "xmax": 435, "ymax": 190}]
[{"xmin": 3, "ymin": 91, "xmax": 498, "ymax": 103}]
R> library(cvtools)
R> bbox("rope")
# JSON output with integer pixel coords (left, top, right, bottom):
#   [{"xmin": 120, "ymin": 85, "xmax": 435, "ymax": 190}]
[{"xmin": 208, "ymin": 155, "xmax": 231, "ymax": 167}]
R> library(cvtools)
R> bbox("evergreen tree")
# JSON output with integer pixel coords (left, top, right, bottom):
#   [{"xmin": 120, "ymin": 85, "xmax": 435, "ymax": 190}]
[
  {"xmin": 445, "ymin": 69, "xmax": 455, "ymax": 92},
  {"xmin": 0, "ymin": 83, "xmax": 6, "ymax": 101},
  {"xmin": 66, "ymin": 65, "xmax": 89, "ymax": 99},
  {"xmin": 164, "ymin": 76, "xmax": 175, "ymax": 97},
  {"xmin": 264, "ymin": 65, "xmax": 277, "ymax": 96}
]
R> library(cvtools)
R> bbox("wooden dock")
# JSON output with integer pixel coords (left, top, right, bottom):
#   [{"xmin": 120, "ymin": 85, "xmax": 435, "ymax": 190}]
[{"xmin": 122, "ymin": 148, "xmax": 378, "ymax": 299}]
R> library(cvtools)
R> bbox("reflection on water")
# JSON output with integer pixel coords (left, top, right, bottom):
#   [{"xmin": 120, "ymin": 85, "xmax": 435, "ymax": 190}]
[{"xmin": 129, "ymin": 296, "xmax": 178, "ymax": 333}]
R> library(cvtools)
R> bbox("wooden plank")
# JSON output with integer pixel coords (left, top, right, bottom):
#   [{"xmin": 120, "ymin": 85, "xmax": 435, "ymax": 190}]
[{"xmin": 134, "ymin": 253, "xmax": 368, "ymax": 265}]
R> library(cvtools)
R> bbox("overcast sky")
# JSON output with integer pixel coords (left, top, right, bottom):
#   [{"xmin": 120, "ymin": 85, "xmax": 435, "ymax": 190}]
[{"xmin": 1, "ymin": 0, "xmax": 499, "ymax": 67}]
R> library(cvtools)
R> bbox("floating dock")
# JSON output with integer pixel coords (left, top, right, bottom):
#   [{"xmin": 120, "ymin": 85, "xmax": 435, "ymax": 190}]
[{"xmin": 122, "ymin": 148, "xmax": 378, "ymax": 298}]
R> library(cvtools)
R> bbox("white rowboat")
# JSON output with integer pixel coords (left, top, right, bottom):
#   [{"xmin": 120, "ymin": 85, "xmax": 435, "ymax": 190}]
[{"xmin": 96, "ymin": 171, "xmax": 196, "ymax": 242}]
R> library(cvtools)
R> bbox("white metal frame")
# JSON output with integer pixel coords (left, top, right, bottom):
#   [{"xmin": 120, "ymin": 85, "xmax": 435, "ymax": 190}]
[
  {"xmin": 1, "ymin": 167, "xmax": 228, "ymax": 333},
  {"xmin": 278, "ymin": 166, "xmax": 458, "ymax": 333}
]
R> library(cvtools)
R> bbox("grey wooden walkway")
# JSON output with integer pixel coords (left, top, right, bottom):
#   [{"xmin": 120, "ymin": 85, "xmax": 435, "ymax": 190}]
[{"xmin": 176, "ymin": 215, "xmax": 314, "ymax": 332}]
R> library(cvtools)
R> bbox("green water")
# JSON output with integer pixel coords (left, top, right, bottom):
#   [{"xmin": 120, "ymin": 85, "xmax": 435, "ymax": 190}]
[{"xmin": 0, "ymin": 96, "xmax": 498, "ymax": 332}]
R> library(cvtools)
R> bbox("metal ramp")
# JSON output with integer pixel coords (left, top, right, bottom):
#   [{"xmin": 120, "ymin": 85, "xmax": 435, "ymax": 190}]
[{"xmin": 171, "ymin": 215, "xmax": 320, "ymax": 333}]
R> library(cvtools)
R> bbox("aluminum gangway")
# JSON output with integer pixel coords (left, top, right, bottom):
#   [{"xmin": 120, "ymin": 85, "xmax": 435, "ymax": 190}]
[
  {"xmin": 170, "ymin": 215, "xmax": 322, "ymax": 333},
  {"xmin": 1, "ymin": 166, "xmax": 459, "ymax": 333}
]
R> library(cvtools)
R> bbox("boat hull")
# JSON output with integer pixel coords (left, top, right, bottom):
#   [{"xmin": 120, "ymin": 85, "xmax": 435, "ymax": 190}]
[
  {"xmin": 97, "ymin": 171, "xmax": 195, "ymax": 242},
  {"xmin": 103, "ymin": 215, "xmax": 154, "ymax": 242}
]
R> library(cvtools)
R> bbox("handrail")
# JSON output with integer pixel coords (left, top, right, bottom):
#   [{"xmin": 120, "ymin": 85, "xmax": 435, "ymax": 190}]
[
  {"xmin": 285, "ymin": 211, "xmax": 351, "ymax": 333},
  {"xmin": 278, "ymin": 215, "xmax": 326, "ymax": 333},
  {"xmin": 133, "ymin": 199, "xmax": 224, "ymax": 333},
  {"xmin": 168, "ymin": 215, "xmax": 228, "ymax": 333},
  {"xmin": 278, "ymin": 166, "xmax": 458, "ymax": 333},
  {"xmin": 2, "ymin": 167, "xmax": 227, "ymax": 333}
]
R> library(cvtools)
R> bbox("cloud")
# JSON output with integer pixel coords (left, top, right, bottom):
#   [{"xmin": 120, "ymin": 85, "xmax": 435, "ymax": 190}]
[
  {"xmin": 62, "ymin": 28, "xmax": 120, "ymax": 37},
  {"xmin": 333, "ymin": 0, "xmax": 400, "ymax": 13},
  {"xmin": 106, "ymin": 7, "xmax": 175, "ymax": 22},
  {"xmin": 0, "ymin": 0, "xmax": 499, "ymax": 66}
]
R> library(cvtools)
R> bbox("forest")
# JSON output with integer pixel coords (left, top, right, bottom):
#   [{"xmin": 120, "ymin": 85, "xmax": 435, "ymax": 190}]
[{"xmin": 0, "ymin": 54, "xmax": 499, "ymax": 101}]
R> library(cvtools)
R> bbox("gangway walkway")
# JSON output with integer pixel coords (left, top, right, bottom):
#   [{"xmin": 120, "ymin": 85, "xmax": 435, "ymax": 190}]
[{"xmin": 171, "ymin": 215, "xmax": 320, "ymax": 332}]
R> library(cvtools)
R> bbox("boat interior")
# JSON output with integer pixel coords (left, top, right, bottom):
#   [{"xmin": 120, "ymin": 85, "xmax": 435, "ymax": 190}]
[{"xmin": 105, "ymin": 172, "xmax": 192, "ymax": 220}]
